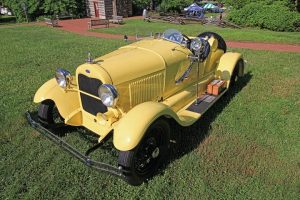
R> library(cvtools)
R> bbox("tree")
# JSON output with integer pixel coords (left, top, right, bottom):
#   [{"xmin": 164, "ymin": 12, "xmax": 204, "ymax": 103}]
[
  {"xmin": 3, "ymin": 0, "xmax": 79, "ymax": 22},
  {"xmin": 159, "ymin": 0, "xmax": 193, "ymax": 13},
  {"xmin": 42, "ymin": 0, "xmax": 76, "ymax": 17},
  {"xmin": 3, "ymin": 0, "xmax": 43, "ymax": 22}
]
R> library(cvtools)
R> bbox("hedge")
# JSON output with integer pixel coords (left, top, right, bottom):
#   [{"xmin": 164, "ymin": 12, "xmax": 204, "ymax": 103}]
[{"xmin": 227, "ymin": 2, "xmax": 300, "ymax": 32}]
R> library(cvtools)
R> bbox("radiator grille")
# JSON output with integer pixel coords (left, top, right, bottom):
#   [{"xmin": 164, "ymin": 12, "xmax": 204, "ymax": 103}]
[
  {"xmin": 129, "ymin": 73, "xmax": 164, "ymax": 108},
  {"xmin": 78, "ymin": 74, "xmax": 107, "ymax": 115},
  {"xmin": 80, "ymin": 93, "xmax": 107, "ymax": 115},
  {"xmin": 78, "ymin": 74, "xmax": 102, "ymax": 96}
]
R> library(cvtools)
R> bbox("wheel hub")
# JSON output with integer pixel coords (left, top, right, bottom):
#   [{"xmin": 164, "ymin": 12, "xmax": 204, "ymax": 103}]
[{"xmin": 151, "ymin": 147, "xmax": 160, "ymax": 158}]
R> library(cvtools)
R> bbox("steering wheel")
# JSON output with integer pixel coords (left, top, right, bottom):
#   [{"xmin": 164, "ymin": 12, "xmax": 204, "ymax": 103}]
[{"xmin": 182, "ymin": 34, "xmax": 191, "ymax": 48}]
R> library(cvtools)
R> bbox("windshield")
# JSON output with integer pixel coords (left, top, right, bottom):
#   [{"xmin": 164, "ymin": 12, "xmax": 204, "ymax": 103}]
[{"xmin": 162, "ymin": 29, "xmax": 184, "ymax": 44}]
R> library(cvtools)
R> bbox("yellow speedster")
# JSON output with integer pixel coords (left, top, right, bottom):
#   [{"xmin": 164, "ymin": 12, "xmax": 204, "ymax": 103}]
[{"xmin": 28, "ymin": 29, "xmax": 244, "ymax": 185}]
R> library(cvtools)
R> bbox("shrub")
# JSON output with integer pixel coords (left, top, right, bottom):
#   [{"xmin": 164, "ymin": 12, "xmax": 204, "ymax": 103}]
[
  {"xmin": 159, "ymin": 0, "xmax": 193, "ymax": 13},
  {"xmin": 228, "ymin": 1, "xmax": 300, "ymax": 31},
  {"xmin": 2, "ymin": 0, "xmax": 83, "ymax": 22}
]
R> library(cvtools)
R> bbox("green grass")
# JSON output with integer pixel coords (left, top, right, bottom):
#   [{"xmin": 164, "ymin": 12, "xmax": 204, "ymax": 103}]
[
  {"xmin": 92, "ymin": 19, "xmax": 300, "ymax": 44},
  {"xmin": 1, "ymin": 26, "xmax": 300, "ymax": 199}
]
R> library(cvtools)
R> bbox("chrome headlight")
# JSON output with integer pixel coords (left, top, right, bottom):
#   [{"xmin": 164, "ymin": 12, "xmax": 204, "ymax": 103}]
[
  {"xmin": 55, "ymin": 68, "xmax": 71, "ymax": 89},
  {"xmin": 191, "ymin": 37, "xmax": 203, "ymax": 53},
  {"xmin": 98, "ymin": 84, "xmax": 119, "ymax": 107}
]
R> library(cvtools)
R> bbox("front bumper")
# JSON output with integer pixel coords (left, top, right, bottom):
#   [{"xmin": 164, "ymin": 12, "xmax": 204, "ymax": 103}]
[{"xmin": 25, "ymin": 112, "xmax": 126, "ymax": 178}]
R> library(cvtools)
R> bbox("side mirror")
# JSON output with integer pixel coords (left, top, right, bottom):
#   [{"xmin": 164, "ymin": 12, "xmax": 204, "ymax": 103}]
[{"xmin": 190, "ymin": 37, "xmax": 210, "ymax": 61}]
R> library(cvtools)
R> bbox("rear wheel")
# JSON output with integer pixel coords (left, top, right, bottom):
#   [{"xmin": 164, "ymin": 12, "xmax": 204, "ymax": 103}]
[
  {"xmin": 230, "ymin": 59, "xmax": 244, "ymax": 87},
  {"xmin": 38, "ymin": 100, "xmax": 64, "ymax": 127},
  {"xmin": 118, "ymin": 119, "xmax": 170, "ymax": 186},
  {"xmin": 198, "ymin": 31, "xmax": 227, "ymax": 52}
]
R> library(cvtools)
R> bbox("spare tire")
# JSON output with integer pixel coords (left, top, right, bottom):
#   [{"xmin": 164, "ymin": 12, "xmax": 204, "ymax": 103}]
[{"xmin": 198, "ymin": 32, "xmax": 227, "ymax": 53}]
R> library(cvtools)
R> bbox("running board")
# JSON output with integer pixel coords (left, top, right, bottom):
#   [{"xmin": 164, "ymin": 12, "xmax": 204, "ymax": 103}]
[{"xmin": 186, "ymin": 89, "xmax": 227, "ymax": 114}]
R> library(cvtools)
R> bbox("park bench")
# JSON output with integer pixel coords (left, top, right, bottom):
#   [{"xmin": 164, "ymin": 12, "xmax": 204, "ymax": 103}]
[
  {"xmin": 109, "ymin": 15, "xmax": 123, "ymax": 24},
  {"xmin": 88, "ymin": 19, "xmax": 109, "ymax": 29},
  {"xmin": 44, "ymin": 18, "xmax": 59, "ymax": 27}
]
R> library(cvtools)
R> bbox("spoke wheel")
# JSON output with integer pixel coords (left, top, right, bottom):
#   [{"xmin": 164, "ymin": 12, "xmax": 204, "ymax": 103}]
[
  {"xmin": 134, "ymin": 128, "xmax": 164, "ymax": 175},
  {"xmin": 118, "ymin": 119, "xmax": 170, "ymax": 186}
]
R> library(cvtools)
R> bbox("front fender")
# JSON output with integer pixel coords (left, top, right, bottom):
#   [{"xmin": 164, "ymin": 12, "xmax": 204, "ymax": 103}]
[
  {"xmin": 34, "ymin": 78, "xmax": 81, "ymax": 125},
  {"xmin": 113, "ymin": 102, "xmax": 177, "ymax": 151},
  {"xmin": 215, "ymin": 52, "xmax": 244, "ymax": 86}
]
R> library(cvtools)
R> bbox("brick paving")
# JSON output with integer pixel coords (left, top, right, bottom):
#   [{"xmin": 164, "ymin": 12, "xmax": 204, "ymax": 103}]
[
  {"xmin": 2, "ymin": 17, "xmax": 299, "ymax": 52},
  {"xmin": 58, "ymin": 18, "xmax": 300, "ymax": 53}
]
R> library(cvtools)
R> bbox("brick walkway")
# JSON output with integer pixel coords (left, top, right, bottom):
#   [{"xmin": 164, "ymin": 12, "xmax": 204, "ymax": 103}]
[
  {"xmin": 58, "ymin": 18, "xmax": 137, "ymax": 40},
  {"xmin": 58, "ymin": 18, "xmax": 300, "ymax": 53},
  {"xmin": 3, "ymin": 17, "xmax": 299, "ymax": 52}
]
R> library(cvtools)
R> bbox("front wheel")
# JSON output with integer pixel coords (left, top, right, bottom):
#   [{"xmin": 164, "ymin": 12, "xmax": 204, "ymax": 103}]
[
  {"xmin": 118, "ymin": 119, "xmax": 170, "ymax": 186},
  {"xmin": 38, "ymin": 100, "xmax": 64, "ymax": 127}
]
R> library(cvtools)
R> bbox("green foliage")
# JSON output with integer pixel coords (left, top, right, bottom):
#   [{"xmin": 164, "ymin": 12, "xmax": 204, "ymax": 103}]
[
  {"xmin": 224, "ymin": 0, "xmax": 296, "ymax": 10},
  {"xmin": 42, "ymin": 0, "xmax": 76, "ymax": 16},
  {"xmin": 132, "ymin": 0, "xmax": 151, "ymax": 14},
  {"xmin": 2, "ymin": 0, "xmax": 81, "ymax": 22},
  {"xmin": 228, "ymin": 1, "xmax": 300, "ymax": 31},
  {"xmin": 223, "ymin": 0, "xmax": 253, "ymax": 9},
  {"xmin": 2, "ymin": 0, "xmax": 40, "ymax": 22},
  {"xmin": 133, "ymin": 0, "xmax": 151, "ymax": 8},
  {"xmin": 159, "ymin": 0, "xmax": 193, "ymax": 13}
]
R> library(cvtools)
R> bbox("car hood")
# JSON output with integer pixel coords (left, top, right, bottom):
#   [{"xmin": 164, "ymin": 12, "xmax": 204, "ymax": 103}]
[{"xmin": 94, "ymin": 39, "xmax": 191, "ymax": 85}]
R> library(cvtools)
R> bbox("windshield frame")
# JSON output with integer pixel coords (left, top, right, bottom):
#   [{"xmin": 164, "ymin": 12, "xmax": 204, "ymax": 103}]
[{"xmin": 162, "ymin": 29, "xmax": 184, "ymax": 45}]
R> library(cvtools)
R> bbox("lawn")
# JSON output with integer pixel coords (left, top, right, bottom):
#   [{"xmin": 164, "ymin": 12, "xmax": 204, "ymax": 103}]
[
  {"xmin": 93, "ymin": 19, "xmax": 300, "ymax": 44},
  {"xmin": 0, "ymin": 26, "xmax": 299, "ymax": 199}
]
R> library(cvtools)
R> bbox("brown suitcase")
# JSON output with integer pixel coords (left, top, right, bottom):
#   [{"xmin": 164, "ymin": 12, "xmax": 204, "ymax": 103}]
[
  {"xmin": 212, "ymin": 80, "xmax": 225, "ymax": 96},
  {"xmin": 207, "ymin": 80, "xmax": 220, "ymax": 94}
]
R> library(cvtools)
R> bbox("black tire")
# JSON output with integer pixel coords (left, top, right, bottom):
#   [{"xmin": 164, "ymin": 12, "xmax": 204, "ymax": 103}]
[
  {"xmin": 38, "ymin": 100, "xmax": 63, "ymax": 127},
  {"xmin": 198, "ymin": 31, "xmax": 227, "ymax": 52},
  {"xmin": 230, "ymin": 59, "xmax": 244, "ymax": 87},
  {"xmin": 118, "ymin": 119, "xmax": 170, "ymax": 186}
]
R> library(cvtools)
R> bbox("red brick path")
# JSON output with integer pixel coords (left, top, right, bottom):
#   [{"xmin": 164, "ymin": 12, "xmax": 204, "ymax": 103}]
[
  {"xmin": 58, "ymin": 18, "xmax": 300, "ymax": 53},
  {"xmin": 3, "ymin": 18, "xmax": 299, "ymax": 52}
]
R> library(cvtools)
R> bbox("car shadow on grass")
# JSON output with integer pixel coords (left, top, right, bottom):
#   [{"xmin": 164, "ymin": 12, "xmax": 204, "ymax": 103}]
[{"xmin": 167, "ymin": 72, "xmax": 253, "ymax": 168}]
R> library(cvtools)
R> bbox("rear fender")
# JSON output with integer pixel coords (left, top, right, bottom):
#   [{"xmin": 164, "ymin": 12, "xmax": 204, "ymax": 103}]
[
  {"xmin": 34, "ymin": 78, "xmax": 81, "ymax": 125},
  {"xmin": 215, "ymin": 52, "xmax": 244, "ymax": 86},
  {"xmin": 113, "ymin": 102, "xmax": 177, "ymax": 151}
]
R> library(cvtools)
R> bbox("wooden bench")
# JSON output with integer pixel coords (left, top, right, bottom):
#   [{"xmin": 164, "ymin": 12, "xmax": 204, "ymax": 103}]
[
  {"xmin": 88, "ymin": 19, "xmax": 109, "ymax": 29},
  {"xmin": 109, "ymin": 15, "xmax": 123, "ymax": 24},
  {"xmin": 44, "ymin": 18, "xmax": 59, "ymax": 27}
]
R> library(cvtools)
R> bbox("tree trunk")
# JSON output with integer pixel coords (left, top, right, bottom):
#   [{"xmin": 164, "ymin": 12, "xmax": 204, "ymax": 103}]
[
  {"xmin": 112, "ymin": 0, "xmax": 117, "ymax": 16},
  {"xmin": 150, "ymin": 0, "xmax": 154, "ymax": 10}
]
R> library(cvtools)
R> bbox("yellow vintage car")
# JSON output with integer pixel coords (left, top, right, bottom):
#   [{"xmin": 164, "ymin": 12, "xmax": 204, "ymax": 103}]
[{"xmin": 27, "ymin": 29, "xmax": 244, "ymax": 185}]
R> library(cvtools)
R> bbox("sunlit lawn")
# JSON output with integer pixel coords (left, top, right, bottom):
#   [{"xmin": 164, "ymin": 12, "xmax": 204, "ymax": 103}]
[
  {"xmin": 92, "ymin": 19, "xmax": 300, "ymax": 44},
  {"xmin": 0, "ymin": 26, "xmax": 299, "ymax": 199}
]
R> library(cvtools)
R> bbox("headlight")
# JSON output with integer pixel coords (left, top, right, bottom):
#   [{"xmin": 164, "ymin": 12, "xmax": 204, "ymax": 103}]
[
  {"xmin": 98, "ymin": 84, "xmax": 119, "ymax": 107},
  {"xmin": 55, "ymin": 68, "xmax": 71, "ymax": 89}
]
